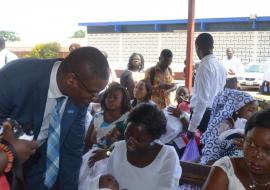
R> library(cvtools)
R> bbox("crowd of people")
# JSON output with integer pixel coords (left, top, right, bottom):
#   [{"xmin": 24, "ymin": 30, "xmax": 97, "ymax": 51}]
[{"xmin": 0, "ymin": 32, "xmax": 269, "ymax": 190}]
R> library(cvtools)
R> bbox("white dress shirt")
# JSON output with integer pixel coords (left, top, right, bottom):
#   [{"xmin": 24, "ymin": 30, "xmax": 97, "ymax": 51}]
[
  {"xmin": 0, "ymin": 48, "xmax": 18, "ymax": 68},
  {"xmin": 221, "ymin": 56, "xmax": 244, "ymax": 78},
  {"xmin": 189, "ymin": 54, "xmax": 227, "ymax": 132},
  {"xmin": 37, "ymin": 61, "xmax": 67, "ymax": 146}
]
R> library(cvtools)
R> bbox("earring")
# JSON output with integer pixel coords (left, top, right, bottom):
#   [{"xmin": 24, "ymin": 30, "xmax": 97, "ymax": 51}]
[{"xmin": 149, "ymin": 141, "xmax": 155, "ymax": 147}]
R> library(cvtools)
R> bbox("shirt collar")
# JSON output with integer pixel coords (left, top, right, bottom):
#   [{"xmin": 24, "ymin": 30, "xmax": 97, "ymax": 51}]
[
  {"xmin": 48, "ymin": 61, "xmax": 65, "ymax": 99},
  {"xmin": 201, "ymin": 54, "xmax": 215, "ymax": 62}
]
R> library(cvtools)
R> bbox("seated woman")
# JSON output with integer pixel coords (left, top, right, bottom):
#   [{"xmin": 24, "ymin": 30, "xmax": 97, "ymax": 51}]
[
  {"xmin": 131, "ymin": 79, "xmax": 154, "ymax": 107},
  {"xmin": 201, "ymin": 89, "xmax": 258, "ymax": 164},
  {"xmin": 84, "ymin": 83, "xmax": 131, "ymax": 152},
  {"xmin": 105, "ymin": 103, "xmax": 182, "ymax": 190},
  {"xmin": 120, "ymin": 53, "xmax": 145, "ymax": 99},
  {"xmin": 202, "ymin": 108, "xmax": 270, "ymax": 190}
]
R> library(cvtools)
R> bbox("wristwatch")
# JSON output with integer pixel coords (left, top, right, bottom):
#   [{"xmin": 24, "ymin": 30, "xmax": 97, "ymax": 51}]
[{"xmin": 106, "ymin": 150, "xmax": 111, "ymax": 156}]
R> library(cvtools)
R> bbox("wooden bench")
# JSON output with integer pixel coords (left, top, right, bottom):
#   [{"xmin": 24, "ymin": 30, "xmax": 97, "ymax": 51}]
[{"xmin": 180, "ymin": 161, "xmax": 211, "ymax": 187}]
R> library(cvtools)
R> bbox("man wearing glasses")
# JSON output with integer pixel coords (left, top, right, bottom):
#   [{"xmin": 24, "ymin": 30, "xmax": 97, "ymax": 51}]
[{"xmin": 0, "ymin": 47, "xmax": 110, "ymax": 190}]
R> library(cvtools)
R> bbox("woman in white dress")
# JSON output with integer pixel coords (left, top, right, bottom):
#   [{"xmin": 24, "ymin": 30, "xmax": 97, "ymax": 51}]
[
  {"xmin": 202, "ymin": 108, "xmax": 270, "ymax": 190},
  {"xmin": 106, "ymin": 103, "xmax": 182, "ymax": 190},
  {"xmin": 120, "ymin": 53, "xmax": 145, "ymax": 99}
]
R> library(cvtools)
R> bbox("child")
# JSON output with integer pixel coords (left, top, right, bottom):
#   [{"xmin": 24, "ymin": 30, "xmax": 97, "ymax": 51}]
[
  {"xmin": 167, "ymin": 86, "xmax": 190, "ymax": 126},
  {"xmin": 159, "ymin": 86, "xmax": 191, "ymax": 145},
  {"xmin": 175, "ymin": 86, "xmax": 190, "ymax": 113},
  {"xmin": 166, "ymin": 86, "xmax": 200, "ymax": 158},
  {"xmin": 84, "ymin": 83, "xmax": 130, "ymax": 151},
  {"xmin": 96, "ymin": 126, "xmax": 124, "ymax": 149}
]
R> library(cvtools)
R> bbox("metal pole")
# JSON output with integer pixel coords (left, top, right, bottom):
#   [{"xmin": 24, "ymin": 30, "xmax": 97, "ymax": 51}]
[{"xmin": 185, "ymin": 0, "xmax": 195, "ymax": 92}]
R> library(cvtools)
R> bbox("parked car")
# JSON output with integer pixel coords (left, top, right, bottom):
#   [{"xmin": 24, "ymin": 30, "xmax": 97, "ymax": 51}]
[{"xmin": 237, "ymin": 63, "xmax": 265, "ymax": 90}]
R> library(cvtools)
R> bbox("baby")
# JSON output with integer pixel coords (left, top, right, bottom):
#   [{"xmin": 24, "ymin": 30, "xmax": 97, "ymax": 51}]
[
  {"xmin": 88, "ymin": 174, "xmax": 119, "ymax": 190},
  {"xmin": 97, "ymin": 127, "xmax": 123, "ymax": 149}
]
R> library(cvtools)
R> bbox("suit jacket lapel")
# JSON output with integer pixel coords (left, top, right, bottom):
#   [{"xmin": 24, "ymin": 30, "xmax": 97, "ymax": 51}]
[
  {"xmin": 33, "ymin": 80, "xmax": 50, "ymax": 139},
  {"xmin": 60, "ymin": 99, "xmax": 79, "ymax": 146}
]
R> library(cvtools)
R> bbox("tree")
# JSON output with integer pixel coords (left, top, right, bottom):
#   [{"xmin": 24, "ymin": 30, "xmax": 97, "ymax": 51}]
[
  {"xmin": 28, "ymin": 42, "xmax": 60, "ymax": 59},
  {"xmin": 70, "ymin": 30, "xmax": 85, "ymax": 38},
  {"xmin": 0, "ymin": 31, "xmax": 20, "ymax": 42}
]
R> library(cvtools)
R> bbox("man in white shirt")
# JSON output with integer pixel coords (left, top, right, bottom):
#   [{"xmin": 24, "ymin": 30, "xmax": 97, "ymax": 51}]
[
  {"xmin": 187, "ymin": 33, "xmax": 227, "ymax": 138},
  {"xmin": 0, "ymin": 37, "xmax": 18, "ymax": 68},
  {"xmin": 222, "ymin": 47, "xmax": 244, "ymax": 89}
]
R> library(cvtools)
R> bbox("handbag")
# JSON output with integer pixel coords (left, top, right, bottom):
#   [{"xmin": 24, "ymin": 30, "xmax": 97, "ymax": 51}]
[{"xmin": 181, "ymin": 138, "xmax": 200, "ymax": 162}]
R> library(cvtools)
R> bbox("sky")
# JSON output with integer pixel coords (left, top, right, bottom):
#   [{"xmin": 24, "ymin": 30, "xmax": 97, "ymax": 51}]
[{"xmin": 0, "ymin": 0, "xmax": 269, "ymax": 43}]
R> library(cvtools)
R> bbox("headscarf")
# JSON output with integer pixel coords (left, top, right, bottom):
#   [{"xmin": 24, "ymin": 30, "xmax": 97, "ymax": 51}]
[{"xmin": 200, "ymin": 88, "xmax": 254, "ymax": 164}]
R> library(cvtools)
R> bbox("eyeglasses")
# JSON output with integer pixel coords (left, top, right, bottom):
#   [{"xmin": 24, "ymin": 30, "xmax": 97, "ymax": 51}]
[{"xmin": 72, "ymin": 71, "xmax": 100, "ymax": 97}]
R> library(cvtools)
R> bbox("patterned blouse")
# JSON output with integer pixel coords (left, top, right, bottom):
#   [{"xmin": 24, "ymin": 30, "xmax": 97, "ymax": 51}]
[{"xmin": 145, "ymin": 65, "xmax": 174, "ymax": 109}]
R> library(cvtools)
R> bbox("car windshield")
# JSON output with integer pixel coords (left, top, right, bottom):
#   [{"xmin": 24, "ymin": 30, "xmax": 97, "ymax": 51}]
[{"xmin": 245, "ymin": 64, "xmax": 265, "ymax": 73}]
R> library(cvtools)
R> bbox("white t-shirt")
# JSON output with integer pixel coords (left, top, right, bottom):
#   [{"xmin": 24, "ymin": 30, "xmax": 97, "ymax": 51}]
[
  {"xmin": 107, "ymin": 141, "xmax": 182, "ymax": 190},
  {"xmin": 221, "ymin": 57, "xmax": 244, "ymax": 78}
]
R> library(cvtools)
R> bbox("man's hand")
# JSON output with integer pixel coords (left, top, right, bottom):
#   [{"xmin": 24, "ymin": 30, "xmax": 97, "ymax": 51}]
[
  {"xmin": 228, "ymin": 69, "xmax": 236, "ymax": 75},
  {"xmin": 2, "ymin": 122, "xmax": 38, "ymax": 163},
  {"xmin": 88, "ymin": 149, "xmax": 107, "ymax": 168}
]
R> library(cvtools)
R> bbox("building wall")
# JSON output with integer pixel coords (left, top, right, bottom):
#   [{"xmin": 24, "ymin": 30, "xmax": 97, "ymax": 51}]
[{"xmin": 86, "ymin": 30, "xmax": 270, "ymax": 73}]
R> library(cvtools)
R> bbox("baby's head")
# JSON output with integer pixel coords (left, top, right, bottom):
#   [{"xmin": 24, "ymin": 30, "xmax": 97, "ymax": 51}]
[
  {"xmin": 175, "ymin": 86, "xmax": 190, "ymax": 104},
  {"xmin": 99, "ymin": 174, "xmax": 119, "ymax": 190},
  {"xmin": 105, "ymin": 126, "xmax": 124, "ymax": 144},
  {"xmin": 89, "ymin": 174, "xmax": 119, "ymax": 190}
]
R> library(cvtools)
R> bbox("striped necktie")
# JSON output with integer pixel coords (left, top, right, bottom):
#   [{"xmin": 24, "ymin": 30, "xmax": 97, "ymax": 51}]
[{"xmin": 44, "ymin": 97, "xmax": 65, "ymax": 188}]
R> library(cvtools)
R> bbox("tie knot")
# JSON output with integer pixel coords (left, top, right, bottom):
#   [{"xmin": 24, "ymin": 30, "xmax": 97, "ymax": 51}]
[
  {"xmin": 55, "ymin": 97, "xmax": 65, "ymax": 112},
  {"xmin": 56, "ymin": 96, "xmax": 65, "ymax": 104}
]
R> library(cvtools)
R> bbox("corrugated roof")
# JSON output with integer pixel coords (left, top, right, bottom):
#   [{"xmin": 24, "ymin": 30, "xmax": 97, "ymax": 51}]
[{"xmin": 79, "ymin": 16, "xmax": 270, "ymax": 26}]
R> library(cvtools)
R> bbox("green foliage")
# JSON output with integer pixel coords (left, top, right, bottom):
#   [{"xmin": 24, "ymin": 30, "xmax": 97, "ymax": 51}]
[
  {"xmin": 70, "ymin": 30, "xmax": 85, "ymax": 38},
  {"xmin": 0, "ymin": 31, "xmax": 20, "ymax": 42},
  {"xmin": 28, "ymin": 42, "xmax": 60, "ymax": 59}
]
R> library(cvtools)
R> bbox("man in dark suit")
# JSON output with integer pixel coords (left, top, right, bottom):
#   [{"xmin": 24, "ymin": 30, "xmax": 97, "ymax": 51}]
[{"xmin": 0, "ymin": 47, "xmax": 110, "ymax": 190}]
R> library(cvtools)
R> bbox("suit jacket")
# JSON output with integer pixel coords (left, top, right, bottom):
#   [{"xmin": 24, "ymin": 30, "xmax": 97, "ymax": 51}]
[{"xmin": 0, "ymin": 58, "xmax": 87, "ymax": 190}]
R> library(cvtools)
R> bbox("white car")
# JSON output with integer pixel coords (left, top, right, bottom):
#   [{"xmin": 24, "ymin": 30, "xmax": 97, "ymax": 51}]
[{"xmin": 237, "ymin": 63, "xmax": 265, "ymax": 90}]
